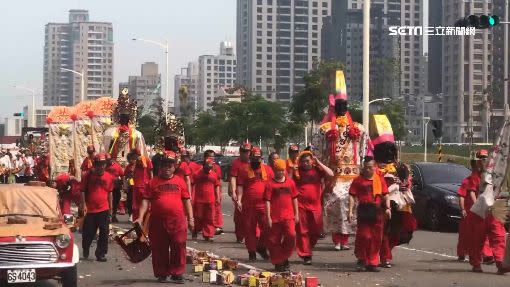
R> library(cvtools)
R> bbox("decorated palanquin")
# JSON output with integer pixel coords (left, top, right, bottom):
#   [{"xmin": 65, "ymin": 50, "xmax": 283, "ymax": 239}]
[
  {"xmin": 103, "ymin": 88, "xmax": 148, "ymax": 167},
  {"xmin": 311, "ymin": 70, "xmax": 370, "ymax": 235},
  {"xmin": 47, "ymin": 107, "xmax": 75, "ymax": 178},
  {"xmin": 91, "ymin": 97, "xmax": 116, "ymax": 153},
  {"xmin": 71, "ymin": 101, "xmax": 95, "ymax": 180}
]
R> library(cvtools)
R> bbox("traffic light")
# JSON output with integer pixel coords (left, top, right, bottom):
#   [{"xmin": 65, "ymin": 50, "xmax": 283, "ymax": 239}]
[
  {"xmin": 455, "ymin": 15, "xmax": 500, "ymax": 29},
  {"xmin": 431, "ymin": 120, "xmax": 443, "ymax": 139},
  {"xmin": 13, "ymin": 112, "xmax": 24, "ymax": 117}
]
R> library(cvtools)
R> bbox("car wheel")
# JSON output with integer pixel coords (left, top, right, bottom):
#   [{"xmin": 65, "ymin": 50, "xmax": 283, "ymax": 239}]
[
  {"xmin": 61, "ymin": 265, "xmax": 77, "ymax": 287},
  {"xmin": 425, "ymin": 204, "xmax": 442, "ymax": 231}
]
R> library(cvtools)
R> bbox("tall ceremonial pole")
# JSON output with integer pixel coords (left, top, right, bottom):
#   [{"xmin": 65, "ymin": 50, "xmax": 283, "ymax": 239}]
[{"xmin": 362, "ymin": 0, "xmax": 370, "ymax": 132}]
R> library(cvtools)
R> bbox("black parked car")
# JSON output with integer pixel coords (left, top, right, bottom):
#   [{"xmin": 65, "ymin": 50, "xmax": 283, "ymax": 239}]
[
  {"xmin": 410, "ymin": 162, "xmax": 471, "ymax": 230},
  {"xmin": 192, "ymin": 154, "xmax": 235, "ymax": 181}
]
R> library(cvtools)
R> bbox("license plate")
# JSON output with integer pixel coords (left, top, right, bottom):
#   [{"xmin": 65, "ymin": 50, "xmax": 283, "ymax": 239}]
[{"xmin": 7, "ymin": 269, "xmax": 36, "ymax": 283}]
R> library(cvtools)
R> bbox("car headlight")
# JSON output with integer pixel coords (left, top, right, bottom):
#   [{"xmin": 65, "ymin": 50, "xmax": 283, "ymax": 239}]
[
  {"xmin": 444, "ymin": 195, "xmax": 459, "ymax": 207},
  {"xmin": 55, "ymin": 234, "xmax": 71, "ymax": 249}
]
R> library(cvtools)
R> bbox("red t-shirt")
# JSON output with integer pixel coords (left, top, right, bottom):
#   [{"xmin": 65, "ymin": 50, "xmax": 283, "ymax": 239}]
[
  {"xmin": 295, "ymin": 167, "xmax": 324, "ymax": 210},
  {"xmin": 188, "ymin": 161, "xmax": 202, "ymax": 175},
  {"xmin": 458, "ymin": 172, "xmax": 481, "ymax": 211},
  {"xmin": 230, "ymin": 158, "xmax": 249, "ymax": 178},
  {"xmin": 237, "ymin": 164, "xmax": 274, "ymax": 209},
  {"xmin": 349, "ymin": 175, "xmax": 389, "ymax": 205},
  {"xmin": 264, "ymin": 177, "xmax": 298, "ymax": 222},
  {"xmin": 125, "ymin": 160, "xmax": 153, "ymax": 188},
  {"xmin": 144, "ymin": 175, "xmax": 190, "ymax": 218},
  {"xmin": 81, "ymin": 172, "xmax": 114, "ymax": 213},
  {"xmin": 81, "ymin": 157, "xmax": 93, "ymax": 173},
  {"xmin": 175, "ymin": 161, "xmax": 191, "ymax": 180},
  {"xmin": 106, "ymin": 162, "xmax": 124, "ymax": 178},
  {"xmin": 192, "ymin": 169, "xmax": 220, "ymax": 203}
]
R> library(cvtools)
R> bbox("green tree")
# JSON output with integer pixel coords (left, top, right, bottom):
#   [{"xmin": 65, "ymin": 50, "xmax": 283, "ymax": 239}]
[
  {"xmin": 290, "ymin": 60, "xmax": 345, "ymax": 124},
  {"xmin": 137, "ymin": 114, "xmax": 157, "ymax": 145}
]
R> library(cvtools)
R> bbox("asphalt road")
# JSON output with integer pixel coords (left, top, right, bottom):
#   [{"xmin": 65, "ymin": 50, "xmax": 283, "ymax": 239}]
[{"xmin": 9, "ymin": 184, "xmax": 509, "ymax": 287}]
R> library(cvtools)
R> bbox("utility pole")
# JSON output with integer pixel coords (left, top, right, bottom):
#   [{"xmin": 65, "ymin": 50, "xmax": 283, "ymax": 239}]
[
  {"xmin": 423, "ymin": 117, "xmax": 430, "ymax": 162},
  {"xmin": 362, "ymin": 0, "xmax": 370, "ymax": 132}
]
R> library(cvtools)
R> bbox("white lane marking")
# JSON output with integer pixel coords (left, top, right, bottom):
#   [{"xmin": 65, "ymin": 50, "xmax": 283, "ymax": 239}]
[
  {"xmin": 112, "ymin": 225, "xmax": 265, "ymax": 272},
  {"xmin": 396, "ymin": 246, "xmax": 457, "ymax": 259}
]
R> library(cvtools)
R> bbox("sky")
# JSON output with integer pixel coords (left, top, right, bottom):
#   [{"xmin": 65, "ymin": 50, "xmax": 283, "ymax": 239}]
[{"xmin": 0, "ymin": 0, "xmax": 236, "ymax": 120}]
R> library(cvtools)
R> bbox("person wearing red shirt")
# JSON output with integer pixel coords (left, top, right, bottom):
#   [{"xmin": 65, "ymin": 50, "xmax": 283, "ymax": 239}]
[
  {"xmin": 237, "ymin": 146, "xmax": 274, "ymax": 261},
  {"xmin": 264, "ymin": 159, "xmax": 299, "ymax": 271},
  {"xmin": 457, "ymin": 158, "xmax": 493, "ymax": 263},
  {"xmin": 294, "ymin": 152, "xmax": 334, "ymax": 265},
  {"xmin": 286, "ymin": 145, "xmax": 299, "ymax": 178},
  {"xmin": 81, "ymin": 145, "xmax": 96, "ymax": 175},
  {"xmin": 267, "ymin": 152, "xmax": 280, "ymax": 172},
  {"xmin": 53, "ymin": 159, "xmax": 81, "ymax": 215},
  {"xmin": 192, "ymin": 158, "xmax": 220, "ymax": 241},
  {"xmin": 229, "ymin": 142, "xmax": 252, "ymax": 243},
  {"xmin": 135, "ymin": 151, "xmax": 194, "ymax": 284},
  {"xmin": 175, "ymin": 148, "xmax": 192, "ymax": 200},
  {"xmin": 467, "ymin": 150, "xmax": 507, "ymax": 274},
  {"xmin": 105, "ymin": 154, "xmax": 125, "ymax": 223},
  {"xmin": 348, "ymin": 157, "xmax": 390, "ymax": 272},
  {"xmin": 79, "ymin": 153, "xmax": 114, "ymax": 262},
  {"xmin": 202, "ymin": 149, "xmax": 224, "ymax": 235},
  {"xmin": 125, "ymin": 149, "xmax": 153, "ymax": 222}
]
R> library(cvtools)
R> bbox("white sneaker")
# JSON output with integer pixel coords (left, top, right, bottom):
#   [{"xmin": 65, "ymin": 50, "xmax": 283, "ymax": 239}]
[{"xmin": 334, "ymin": 244, "xmax": 341, "ymax": 251}]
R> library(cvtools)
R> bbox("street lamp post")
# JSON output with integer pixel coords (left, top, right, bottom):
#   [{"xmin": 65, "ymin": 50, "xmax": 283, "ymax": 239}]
[
  {"xmin": 423, "ymin": 117, "xmax": 431, "ymax": 162},
  {"xmin": 368, "ymin": 97, "xmax": 391, "ymax": 105},
  {"xmin": 60, "ymin": 68, "xmax": 85, "ymax": 103},
  {"xmin": 362, "ymin": 0, "xmax": 371, "ymax": 132},
  {"xmin": 132, "ymin": 38, "xmax": 170, "ymax": 115},
  {"xmin": 13, "ymin": 85, "xmax": 36, "ymax": 128}
]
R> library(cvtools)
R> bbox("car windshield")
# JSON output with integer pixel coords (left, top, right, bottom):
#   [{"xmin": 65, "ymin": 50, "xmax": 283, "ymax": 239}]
[{"xmin": 420, "ymin": 164, "xmax": 470, "ymax": 185}]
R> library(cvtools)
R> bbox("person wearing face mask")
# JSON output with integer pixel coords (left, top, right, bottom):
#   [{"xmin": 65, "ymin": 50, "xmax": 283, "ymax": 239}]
[
  {"xmin": 229, "ymin": 142, "xmax": 253, "ymax": 243},
  {"xmin": 81, "ymin": 145, "xmax": 96, "ymax": 175},
  {"xmin": 267, "ymin": 152, "xmax": 280, "ymax": 172},
  {"xmin": 124, "ymin": 149, "xmax": 153, "ymax": 222},
  {"xmin": 293, "ymin": 151, "xmax": 334, "ymax": 265},
  {"xmin": 467, "ymin": 150, "xmax": 507, "ymax": 274},
  {"xmin": 236, "ymin": 146, "xmax": 274, "ymax": 261},
  {"xmin": 348, "ymin": 156, "xmax": 390, "ymax": 272},
  {"xmin": 135, "ymin": 150, "xmax": 194, "ymax": 284},
  {"xmin": 201, "ymin": 149, "xmax": 224, "ymax": 235},
  {"xmin": 286, "ymin": 145, "xmax": 300, "ymax": 177},
  {"xmin": 79, "ymin": 153, "xmax": 115, "ymax": 262},
  {"xmin": 264, "ymin": 159, "xmax": 299, "ymax": 271},
  {"xmin": 105, "ymin": 154, "xmax": 125, "ymax": 223},
  {"xmin": 191, "ymin": 157, "xmax": 220, "ymax": 241}
]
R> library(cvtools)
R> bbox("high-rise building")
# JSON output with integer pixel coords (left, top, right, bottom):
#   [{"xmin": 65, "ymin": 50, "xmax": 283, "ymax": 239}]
[
  {"xmin": 428, "ymin": 0, "xmax": 443, "ymax": 95},
  {"xmin": 44, "ymin": 10, "xmax": 114, "ymax": 106},
  {"xmin": 174, "ymin": 62, "xmax": 199, "ymax": 117},
  {"xmin": 400, "ymin": 0, "xmax": 425, "ymax": 97},
  {"xmin": 119, "ymin": 62, "xmax": 161, "ymax": 110},
  {"xmin": 197, "ymin": 42, "xmax": 237, "ymax": 110},
  {"xmin": 491, "ymin": 0, "xmax": 510, "ymax": 140},
  {"xmin": 237, "ymin": 0, "xmax": 331, "ymax": 102},
  {"xmin": 322, "ymin": 0, "xmax": 404, "ymax": 101},
  {"xmin": 442, "ymin": 1, "xmax": 492, "ymax": 143}
]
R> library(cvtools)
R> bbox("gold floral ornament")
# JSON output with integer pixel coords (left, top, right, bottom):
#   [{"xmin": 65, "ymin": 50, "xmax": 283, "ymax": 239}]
[
  {"xmin": 336, "ymin": 116, "xmax": 348, "ymax": 127},
  {"xmin": 112, "ymin": 88, "xmax": 137, "ymax": 125},
  {"xmin": 155, "ymin": 113, "xmax": 185, "ymax": 151}
]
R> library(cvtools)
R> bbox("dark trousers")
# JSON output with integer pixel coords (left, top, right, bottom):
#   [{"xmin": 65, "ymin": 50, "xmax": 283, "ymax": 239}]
[
  {"xmin": 126, "ymin": 187, "xmax": 133, "ymax": 216},
  {"xmin": 82, "ymin": 210, "xmax": 110, "ymax": 258},
  {"xmin": 112, "ymin": 186, "xmax": 122, "ymax": 216}
]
